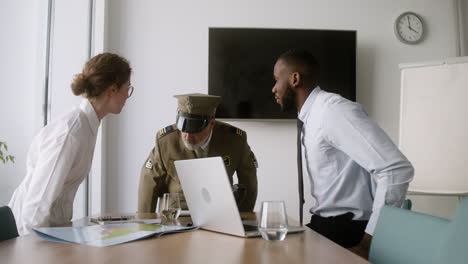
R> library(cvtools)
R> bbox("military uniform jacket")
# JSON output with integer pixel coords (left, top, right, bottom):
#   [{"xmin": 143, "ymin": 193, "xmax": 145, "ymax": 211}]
[{"xmin": 138, "ymin": 121, "xmax": 258, "ymax": 213}]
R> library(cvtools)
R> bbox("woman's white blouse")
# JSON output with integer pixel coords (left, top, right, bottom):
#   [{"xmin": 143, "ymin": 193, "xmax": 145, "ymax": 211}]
[{"xmin": 9, "ymin": 99, "xmax": 100, "ymax": 235}]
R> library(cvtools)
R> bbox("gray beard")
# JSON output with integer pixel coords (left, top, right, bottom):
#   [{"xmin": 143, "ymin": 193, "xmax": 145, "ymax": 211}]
[{"xmin": 182, "ymin": 135, "xmax": 209, "ymax": 150}]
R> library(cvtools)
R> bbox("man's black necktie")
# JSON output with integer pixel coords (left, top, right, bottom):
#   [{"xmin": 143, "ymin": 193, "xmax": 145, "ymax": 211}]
[{"xmin": 297, "ymin": 119, "xmax": 305, "ymax": 226}]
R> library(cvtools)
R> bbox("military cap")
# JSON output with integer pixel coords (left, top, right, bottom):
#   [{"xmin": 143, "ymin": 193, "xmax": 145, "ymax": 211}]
[{"xmin": 174, "ymin": 93, "xmax": 221, "ymax": 134}]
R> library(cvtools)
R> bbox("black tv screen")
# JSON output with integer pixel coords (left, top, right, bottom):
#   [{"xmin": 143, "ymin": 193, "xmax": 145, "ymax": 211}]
[{"xmin": 208, "ymin": 27, "xmax": 356, "ymax": 119}]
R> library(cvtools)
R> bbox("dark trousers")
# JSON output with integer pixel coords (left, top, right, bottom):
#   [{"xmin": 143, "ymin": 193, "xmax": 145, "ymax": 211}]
[{"xmin": 306, "ymin": 212, "xmax": 368, "ymax": 248}]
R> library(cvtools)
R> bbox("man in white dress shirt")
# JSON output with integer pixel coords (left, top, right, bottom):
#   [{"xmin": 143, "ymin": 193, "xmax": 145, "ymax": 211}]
[{"xmin": 271, "ymin": 49, "xmax": 414, "ymax": 258}]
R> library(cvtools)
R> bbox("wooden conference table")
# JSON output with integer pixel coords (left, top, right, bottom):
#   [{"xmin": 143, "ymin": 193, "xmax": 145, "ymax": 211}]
[{"xmin": 0, "ymin": 213, "xmax": 369, "ymax": 264}]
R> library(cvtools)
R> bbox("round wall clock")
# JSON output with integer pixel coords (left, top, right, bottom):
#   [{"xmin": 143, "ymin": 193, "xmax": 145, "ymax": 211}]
[{"xmin": 394, "ymin": 12, "xmax": 424, "ymax": 44}]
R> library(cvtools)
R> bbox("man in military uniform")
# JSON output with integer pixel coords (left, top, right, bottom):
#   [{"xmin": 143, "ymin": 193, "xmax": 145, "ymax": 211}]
[{"xmin": 138, "ymin": 93, "xmax": 258, "ymax": 213}]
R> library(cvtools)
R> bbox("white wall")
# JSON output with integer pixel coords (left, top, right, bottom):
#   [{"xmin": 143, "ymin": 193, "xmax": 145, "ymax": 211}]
[
  {"xmin": 0, "ymin": 1, "xmax": 44, "ymax": 205},
  {"xmin": 103, "ymin": 0, "xmax": 464, "ymax": 220}
]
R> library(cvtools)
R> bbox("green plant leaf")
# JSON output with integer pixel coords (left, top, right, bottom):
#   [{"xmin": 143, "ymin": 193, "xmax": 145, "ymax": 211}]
[{"xmin": 0, "ymin": 142, "xmax": 14, "ymax": 164}]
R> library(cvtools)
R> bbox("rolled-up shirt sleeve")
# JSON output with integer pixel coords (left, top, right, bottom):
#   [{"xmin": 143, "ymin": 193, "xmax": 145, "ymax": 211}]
[{"xmin": 323, "ymin": 102, "xmax": 414, "ymax": 235}]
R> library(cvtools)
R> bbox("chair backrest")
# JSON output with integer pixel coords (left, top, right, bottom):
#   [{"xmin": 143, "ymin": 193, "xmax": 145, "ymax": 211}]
[
  {"xmin": 369, "ymin": 205, "xmax": 450, "ymax": 264},
  {"xmin": 370, "ymin": 197, "xmax": 468, "ymax": 264},
  {"xmin": 0, "ymin": 206, "xmax": 19, "ymax": 242},
  {"xmin": 438, "ymin": 197, "xmax": 468, "ymax": 264}
]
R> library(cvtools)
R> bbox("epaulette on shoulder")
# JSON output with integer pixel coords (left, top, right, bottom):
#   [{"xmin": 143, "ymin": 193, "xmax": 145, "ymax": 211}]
[
  {"xmin": 157, "ymin": 125, "xmax": 176, "ymax": 139},
  {"xmin": 229, "ymin": 126, "xmax": 245, "ymax": 137}
]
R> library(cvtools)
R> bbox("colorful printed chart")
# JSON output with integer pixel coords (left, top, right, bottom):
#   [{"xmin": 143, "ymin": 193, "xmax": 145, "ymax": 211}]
[{"xmin": 34, "ymin": 221, "xmax": 197, "ymax": 247}]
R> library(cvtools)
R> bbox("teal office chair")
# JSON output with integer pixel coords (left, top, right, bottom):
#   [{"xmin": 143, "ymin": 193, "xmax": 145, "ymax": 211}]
[
  {"xmin": 0, "ymin": 206, "xmax": 19, "ymax": 242},
  {"xmin": 369, "ymin": 198, "xmax": 468, "ymax": 264},
  {"xmin": 438, "ymin": 197, "xmax": 468, "ymax": 264}
]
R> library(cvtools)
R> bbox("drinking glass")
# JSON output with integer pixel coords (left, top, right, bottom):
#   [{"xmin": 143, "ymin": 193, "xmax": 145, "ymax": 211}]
[
  {"xmin": 258, "ymin": 201, "xmax": 288, "ymax": 241},
  {"xmin": 161, "ymin": 193, "xmax": 181, "ymax": 224}
]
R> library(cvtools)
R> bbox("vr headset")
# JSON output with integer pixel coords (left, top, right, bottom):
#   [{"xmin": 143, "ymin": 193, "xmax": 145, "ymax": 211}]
[{"xmin": 176, "ymin": 112, "xmax": 213, "ymax": 133}]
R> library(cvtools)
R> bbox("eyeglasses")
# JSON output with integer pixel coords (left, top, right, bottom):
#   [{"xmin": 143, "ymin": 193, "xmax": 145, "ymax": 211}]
[{"xmin": 127, "ymin": 85, "xmax": 134, "ymax": 98}]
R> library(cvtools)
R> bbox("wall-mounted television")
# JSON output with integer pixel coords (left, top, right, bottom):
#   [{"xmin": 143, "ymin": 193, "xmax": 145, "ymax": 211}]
[{"xmin": 208, "ymin": 27, "xmax": 356, "ymax": 119}]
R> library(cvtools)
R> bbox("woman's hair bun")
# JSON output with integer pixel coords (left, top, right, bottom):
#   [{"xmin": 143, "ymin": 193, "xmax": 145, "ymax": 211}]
[
  {"xmin": 70, "ymin": 53, "xmax": 131, "ymax": 98},
  {"xmin": 71, "ymin": 73, "xmax": 93, "ymax": 96}
]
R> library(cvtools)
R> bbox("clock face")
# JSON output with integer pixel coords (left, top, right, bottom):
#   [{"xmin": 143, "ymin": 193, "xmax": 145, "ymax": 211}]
[{"xmin": 395, "ymin": 12, "xmax": 424, "ymax": 44}]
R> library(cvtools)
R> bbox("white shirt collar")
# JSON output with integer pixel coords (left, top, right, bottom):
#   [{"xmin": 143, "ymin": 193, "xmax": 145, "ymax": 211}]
[
  {"xmin": 298, "ymin": 86, "xmax": 321, "ymax": 123},
  {"xmin": 80, "ymin": 99, "xmax": 100, "ymax": 135}
]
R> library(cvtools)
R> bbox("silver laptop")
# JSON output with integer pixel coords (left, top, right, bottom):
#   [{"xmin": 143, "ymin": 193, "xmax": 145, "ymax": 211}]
[{"xmin": 174, "ymin": 156, "xmax": 305, "ymax": 237}]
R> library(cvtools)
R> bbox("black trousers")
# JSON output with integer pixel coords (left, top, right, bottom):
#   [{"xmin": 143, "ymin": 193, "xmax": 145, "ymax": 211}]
[{"xmin": 306, "ymin": 212, "xmax": 368, "ymax": 248}]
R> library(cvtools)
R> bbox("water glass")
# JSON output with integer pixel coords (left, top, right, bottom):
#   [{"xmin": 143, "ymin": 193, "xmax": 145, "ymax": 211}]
[
  {"xmin": 258, "ymin": 201, "xmax": 288, "ymax": 241},
  {"xmin": 161, "ymin": 193, "xmax": 181, "ymax": 223}
]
